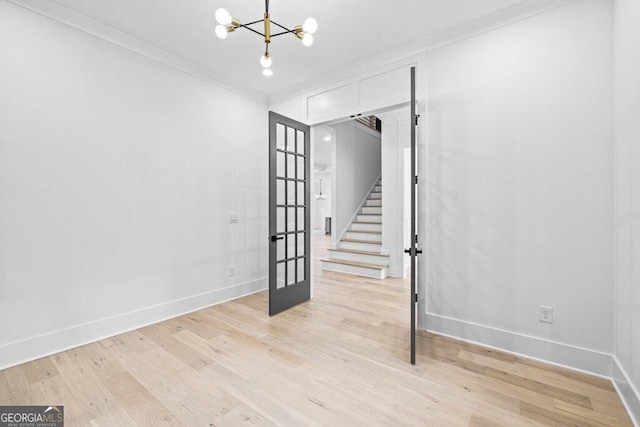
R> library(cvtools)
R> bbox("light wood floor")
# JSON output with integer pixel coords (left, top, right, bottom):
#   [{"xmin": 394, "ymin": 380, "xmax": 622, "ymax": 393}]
[{"xmin": 0, "ymin": 233, "xmax": 632, "ymax": 426}]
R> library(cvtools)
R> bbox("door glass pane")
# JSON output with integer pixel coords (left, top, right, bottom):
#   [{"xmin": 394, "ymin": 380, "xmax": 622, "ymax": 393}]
[
  {"xmin": 287, "ymin": 260, "xmax": 296, "ymax": 285},
  {"xmin": 297, "ymin": 258, "xmax": 305, "ymax": 282},
  {"xmin": 297, "ymin": 232, "xmax": 305, "ymax": 257},
  {"xmin": 277, "ymin": 237, "xmax": 285, "ymax": 261},
  {"xmin": 288, "ymin": 181, "xmax": 296, "ymax": 205},
  {"xmin": 276, "ymin": 124, "xmax": 285, "ymax": 150},
  {"xmin": 287, "ymin": 153, "xmax": 296, "ymax": 179},
  {"xmin": 287, "ymin": 207, "xmax": 296, "ymax": 232},
  {"xmin": 277, "ymin": 262, "xmax": 285, "ymax": 289},
  {"xmin": 277, "ymin": 207, "xmax": 285, "ymax": 233},
  {"xmin": 287, "ymin": 234, "xmax": 295, "ymax": 260},
  {"xmin": 296, "ymin": 130, "xmax": 305, "ymax": 155},
  {"xmin": 297, "ymin": 156, "xmax": 305, "ymax": 180},
  {"xmin": 287, "ymin": 126, "xmax": 296, "ymax": 152},
  {"xmin": 277, "ymin": 179, "xmax": 285, "ymax": 205},
  {"xmin": 297, "ymin": 208, "xmax": 305, "ymax": 231},
  {"xmin": 277, "ymin": 151, "xmax": 285, "ymax": 177},
  {"xmin": 297, "ymin": 182, "xmax": 305, "ymax": 204}
]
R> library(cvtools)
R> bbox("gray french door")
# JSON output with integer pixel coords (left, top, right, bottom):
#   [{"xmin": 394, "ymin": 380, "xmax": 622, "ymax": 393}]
[
  {"xmin": 268, "ymin": 111, "xmax": 311, "ymax": 316},
  {"xmin": 407, "ymin": 66, "xmax": 421, "ymax": 364}
]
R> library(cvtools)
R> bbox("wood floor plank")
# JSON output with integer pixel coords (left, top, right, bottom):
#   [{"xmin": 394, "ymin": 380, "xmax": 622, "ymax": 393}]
[
  {"xmin": 102, "ymin": 372, "xmax": 181, "ymax": 426},
  {"xmin": 199, "ymin": 363, "xmax": 321, "ymax": 427},
  {"xmin": 73, "ymin": 342, "xmax": 126, "ymax": 383},
  {"xmin": 30, "ymin": 375, "xmax": 92, "ymax": 426},
  {"xmin": 89, "ymin": 407, "xmax": 137, "ymax": 427},
  {"xmin": 130, "ymin": 345, "xmax": 240, "ymax": 423},
  {"xmin": 1, "ymin": 366, "xmax": 32, "ymax": 405},
  {"xmin": 21, "ymin": 357, "xmax": 60, "ymax": 385},
  {"xmin": 215, "ymin": 403, "xmax": 277, "ymax": 427},
  {"xmin": 50, "ymin": 351, "xmax": 120, "ymax": 419},
  {"xmin": 138, "ymin": 323, "xmax": 213, "ymax": 370}
]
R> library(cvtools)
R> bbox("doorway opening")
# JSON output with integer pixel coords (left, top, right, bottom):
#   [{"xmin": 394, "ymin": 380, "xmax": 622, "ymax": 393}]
[
  {"xmin": 309, "ymin": 99, "xmax": 419, "ymax": 363},
  {"xmin": 269, "ymin": 68, "xmax": 421, "ymax": 364}
]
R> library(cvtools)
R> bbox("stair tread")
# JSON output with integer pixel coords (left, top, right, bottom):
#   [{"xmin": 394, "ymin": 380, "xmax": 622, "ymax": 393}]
[
  {"xmin": 321, "ymin": 259, "xmax": 386, "ymax": 270},
  {"xmin": 341, "ymin": 239, "xmax": 382, "ymax": 244},
  {"xmin": 347, "ymin": 230, "xmax": 382, "ymax": 234},
  {"xmin": 352, "ymin": 221, "xmax": 381, "ymax": 225},
  {"xmin": 328, "ymin": 248, "xmax": 389, "ymax": 257}
]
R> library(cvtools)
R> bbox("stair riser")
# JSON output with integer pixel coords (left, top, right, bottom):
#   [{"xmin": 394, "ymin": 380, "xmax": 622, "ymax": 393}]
[
  {"xmin": 351, "ymin": 223, "xmax": 382, "ymax": 232},
  {"xmin": 321, "ymin": 261, "xmax": 386, "ymax": 279},
  {"xmin": 329, "ymin": 251, "xmax": 388, "ymax": 265},
  {"xmin": 371, "ymin": 192, "xmax": 382, "ymax": 199},
  {"xmin": 365, "ymin": 199, "xmax": 382, "ymax": 207},
  {"xmin": 345, "ymin": 232, "xmax": 382, "ymax": 242},
  {"xmin": 339, "ymin": 241, "xmax": 382, "ymax": 252},
  {"xmin": 357, "ymin": 214, "xmax": 381, "ymax": 223},
  {"xmin": 361, "ymin": 207, "xmax": 382, "ymax": 215},
  {"xmin": 374, "ymin": 185, "xmax": 382, "ymax": 192}
]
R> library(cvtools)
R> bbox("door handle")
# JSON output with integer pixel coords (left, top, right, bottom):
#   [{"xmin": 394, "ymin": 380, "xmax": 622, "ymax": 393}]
[
  {"xmin": 404, "ymin": 248, "xmax": 423, "ymax": 255},
  {"xmin": 270, "ymin": 235, "xmax": 284, "ymax": 242}
]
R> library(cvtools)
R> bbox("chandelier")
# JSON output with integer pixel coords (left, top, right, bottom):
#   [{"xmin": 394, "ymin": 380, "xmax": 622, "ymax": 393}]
[
  {"xmin": 316, "ymin": 179, "xmax": 327, "ymax": 201},
  {"xmin": 214, "ymin": 0, "xmax": 318, "ymax": 77}
]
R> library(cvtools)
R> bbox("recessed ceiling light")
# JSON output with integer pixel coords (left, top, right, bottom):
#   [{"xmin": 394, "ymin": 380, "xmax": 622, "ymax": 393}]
[
  {"xmin": 262, "ymin": 69, "xmax": 273, "ymax": 77},
  {"xmin": 323, "ymin": 136, "xmax": 331, "ymax": 141}
]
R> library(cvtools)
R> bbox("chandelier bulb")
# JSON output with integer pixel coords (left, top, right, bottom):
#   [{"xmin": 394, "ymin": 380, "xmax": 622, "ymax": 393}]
[
  {"xmin": 215, "ymin": 8, "xmax": 232, "ymax": 26},
  {"xmin": 302, "ymin": 33, "xmax": 314, "ymax": 47},
  {"xmin": 260, "ymin": 53, "xmax": 272, "ymax": 69},
  {"xmin": 303, "ymin": 17, "xmax": 318, "ymax": 34},
  {"xmin": 215, "ymin": 25, "xmax": 229, "ymax": 39}
]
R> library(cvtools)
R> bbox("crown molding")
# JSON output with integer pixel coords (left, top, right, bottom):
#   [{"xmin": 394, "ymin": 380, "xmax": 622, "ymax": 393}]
[
  {"xmin": 6, "ymin": 0, "xmax": 269, "ymax": 105},
  {"xmin": 267, "ymin": 0, "xmax": 578, "ymax": 106},
  {"xmin": 8, "ymin": 0, "xmax": 579, "ymax": 108}
]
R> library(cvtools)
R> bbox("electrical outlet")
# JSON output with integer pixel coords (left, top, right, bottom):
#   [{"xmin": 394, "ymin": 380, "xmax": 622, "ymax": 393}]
[
  {"xmin": 229, "ymin": 265, "xmax": 236, "ymax": 277},
  {"xmin": 539, "ymin": 306, "xmax": 553, "ymax": 324},
  {"xmin": 229, "ymin": 213, "xmax": 238, "ymax": 223}
]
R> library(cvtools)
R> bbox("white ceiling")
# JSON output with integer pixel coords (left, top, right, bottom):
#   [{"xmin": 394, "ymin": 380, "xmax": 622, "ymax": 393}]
[{"xmin": 47, "ymin": 0, "xmax": 542, "ymax": 98}]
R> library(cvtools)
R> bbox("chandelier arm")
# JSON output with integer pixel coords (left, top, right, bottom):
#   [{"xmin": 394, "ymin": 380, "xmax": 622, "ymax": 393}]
[
  {"xmin": 239, "ymin": 26, "xmax": 265, "ymax": 37},
  {"xmin": 269, "ymin": 20, "xmax": 293, "ymax": 33},
  {"xmin": 241, "ymin": 19, "xmax": 265, "ymax": 27},
  {"xmin": 270, "ymin": 30, "xmax": 296, "ymax": 37}
]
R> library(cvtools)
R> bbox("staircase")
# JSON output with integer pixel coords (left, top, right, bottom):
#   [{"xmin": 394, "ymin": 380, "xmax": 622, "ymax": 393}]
[{"xmin": 321, "ymin": 179, "xmax": 388, "ymax": 279}]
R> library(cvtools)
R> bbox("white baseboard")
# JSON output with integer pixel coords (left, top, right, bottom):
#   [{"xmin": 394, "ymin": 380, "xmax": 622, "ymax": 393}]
[
  {"xmin": 425, "ymin": 312, "xmax": 613, "ymax": 378},
  {"xmin": 0, "ymin": 278, "xmax": 267, "ymax": 370},
  {"xmin": 612, "ymin": 356, "xmax": 640, "ymax": 426}
]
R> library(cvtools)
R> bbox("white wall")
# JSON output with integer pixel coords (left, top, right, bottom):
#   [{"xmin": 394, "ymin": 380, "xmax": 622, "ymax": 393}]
[
  {"xmin": 379, "ymin": 112, "xmax": 412, "ymax": 278},
  {"xmin": 424, "ymin": 0, "xmax": 615, "ymax": 374},
  {"xmin": 332, "ymin": 122, "xmax": 381, "ymax": 244},
  {"xmin": 0, "ymin": 2, "xmax": 268, "ymax": 368},
  {"xmin": 613, "ymin": 0, "xmax": 640, "ymax": 421},
  {"xmin": 380, "ymin": 118, "xmax": 402, "ymax": 276},
  {"xmin": 269, "ymin": 96, "xmax": 307, "ymax": 125}
]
